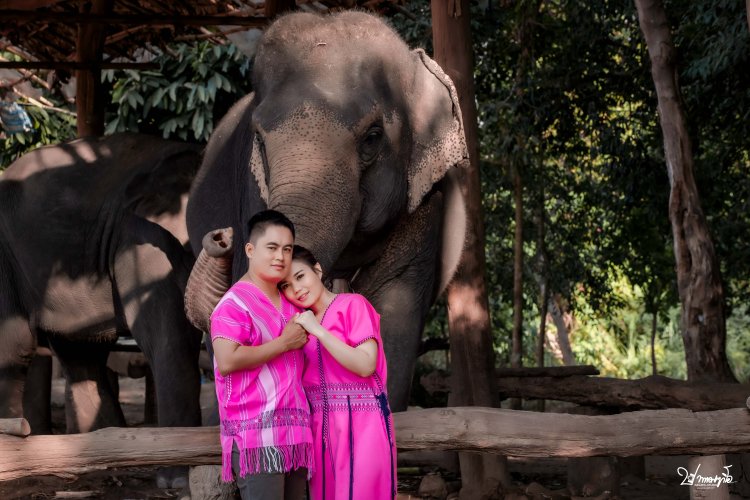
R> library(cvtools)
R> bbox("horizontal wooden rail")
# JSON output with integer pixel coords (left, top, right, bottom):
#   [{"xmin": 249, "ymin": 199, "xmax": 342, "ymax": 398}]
[{"xmin": 2, "ymin": 407, "xmax": 750, "ymax": 481}]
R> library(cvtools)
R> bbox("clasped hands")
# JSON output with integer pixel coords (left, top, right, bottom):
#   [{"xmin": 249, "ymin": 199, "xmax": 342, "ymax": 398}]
[{"xmin": 280, "ymin": 311, "xmax": 323, "ymax": 351}]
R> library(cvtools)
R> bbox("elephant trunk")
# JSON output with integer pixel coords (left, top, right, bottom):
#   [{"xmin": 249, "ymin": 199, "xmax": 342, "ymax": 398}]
[
  {"xmin": 184, "ymin": 228, "xmax": 234, "ymax": 332},
  {"xmin": 265, "ymin": 140, "xmax": 360, "ymax": 273}
]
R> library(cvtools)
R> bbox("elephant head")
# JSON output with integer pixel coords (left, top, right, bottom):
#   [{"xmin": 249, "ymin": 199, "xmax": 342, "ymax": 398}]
[{"xmin": 186, "ymin": 11, "xmax": 468, "ymax": 407}]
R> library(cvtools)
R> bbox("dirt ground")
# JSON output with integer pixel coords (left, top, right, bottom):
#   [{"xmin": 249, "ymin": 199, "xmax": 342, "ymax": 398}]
[{"xmin": 0, "ymin": 376, "xmax": 732, "ymax": 499}]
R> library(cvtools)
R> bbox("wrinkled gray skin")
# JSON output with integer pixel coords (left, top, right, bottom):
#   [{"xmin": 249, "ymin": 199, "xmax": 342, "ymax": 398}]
[
  {"xmin": 186, "ymin": 11, "xmax": 468, "ymax": 411},
  {"xmin": 0, "ymin": 133, "xmax": 203, "ymax": 440}
]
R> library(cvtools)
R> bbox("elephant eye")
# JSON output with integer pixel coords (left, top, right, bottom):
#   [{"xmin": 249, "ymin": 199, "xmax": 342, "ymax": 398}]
[{"xmin": 358, "ymin": 126, "xmax": 384, "ymax": 165}]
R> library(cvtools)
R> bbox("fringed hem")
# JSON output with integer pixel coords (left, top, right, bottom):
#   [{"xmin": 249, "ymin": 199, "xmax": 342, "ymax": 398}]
[{"xmin": 222, "ymin": 442, "xmax": 314, "ymax": 482}]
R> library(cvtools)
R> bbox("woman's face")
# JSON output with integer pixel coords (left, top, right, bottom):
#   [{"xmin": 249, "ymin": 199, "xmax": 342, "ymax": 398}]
[{"xmin": 279, "ymin": 259, "xmax": 325, "ymax": 309}]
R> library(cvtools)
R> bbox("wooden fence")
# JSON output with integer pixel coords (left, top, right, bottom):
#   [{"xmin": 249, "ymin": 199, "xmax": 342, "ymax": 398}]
[{"xmin": 2, "ymin": 406, "xmax": 750, "ymax": 481}]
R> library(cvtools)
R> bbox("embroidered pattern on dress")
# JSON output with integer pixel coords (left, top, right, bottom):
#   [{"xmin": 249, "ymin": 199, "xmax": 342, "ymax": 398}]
[
  {"xmin": 221, "ymin": 408, "xmax": 311, "ymax": 435},
  {"xmin": 305, "ymin": 383, "xmax": 380, "ymax": 413},
  {"xmin": 353, "ymin": 335, "xmax": 377, "ymax": 347}
]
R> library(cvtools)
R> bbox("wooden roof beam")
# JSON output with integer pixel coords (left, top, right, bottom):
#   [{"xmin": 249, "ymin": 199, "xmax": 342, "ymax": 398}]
[
  {"xmin": 0, "ymin": 0, "xmax": 65, "ymax": 10},
  {"xmin": 0, "ymin": 10, "xmax": 269, "ymax": 27},
  {"xmin": 0, "ymin": 61, "xmax": 159, "ymax": 70}
]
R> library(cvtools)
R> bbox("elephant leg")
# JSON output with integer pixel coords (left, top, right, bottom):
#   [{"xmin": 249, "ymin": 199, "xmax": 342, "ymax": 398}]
[
  {"xmin": 0, "ymin": 315, "xmax": 35, "ymax": 420},
  {"xmin": 113, "ymin": 218, "xmax": 202, "ymax": 428},
  {"xmin": 114, "ymin": 217, "xmax": 202, "ymax": 489},
  {"xmin": 22, "ymin": 346, "xmax": 53, "ymax": 434},
  {"xmin": 144, "ymin": 367, "xmax": 157, "ymax": 426},
  {"xmin": 49, "ymin": 337, "xmax": 125, "ymax": 433},
  {"xmin": 354, "ymin": 194, "xmax": 443, "ymax": 412}
]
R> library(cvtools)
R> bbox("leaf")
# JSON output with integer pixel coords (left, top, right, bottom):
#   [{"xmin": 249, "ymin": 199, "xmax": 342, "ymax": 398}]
[
  {"xmin": 105, "ymin": 117, "xmax": 120, "ymax": 135},
  {"xmin": 168, "ymin": 83, "xmax": 178, "ymax": 102},
  {"xmin": 206, "ymin": 77, "xmax": 217, "ymax": 100},
  {"xmin": 192, "ymin": 110, "xmax": 204, "ymax": 139},
  {"xmin": 186, "ymin": 85, "xmax": 197, "ymax": 109}
]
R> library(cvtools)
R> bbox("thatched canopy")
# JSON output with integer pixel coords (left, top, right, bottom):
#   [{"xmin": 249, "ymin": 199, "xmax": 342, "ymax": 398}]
[
  {"xmin": 0, "ymin": 1, "xmax": 406, "ymax": 68},
  {"xmin": 0, "ymin": 0, "xmax": 407, "ymax": 135}
]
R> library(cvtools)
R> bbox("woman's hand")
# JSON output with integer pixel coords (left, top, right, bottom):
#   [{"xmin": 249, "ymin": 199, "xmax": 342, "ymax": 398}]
[{"xmin": 294, "ymin": 310, "xmax": 323, "ymax": 338}]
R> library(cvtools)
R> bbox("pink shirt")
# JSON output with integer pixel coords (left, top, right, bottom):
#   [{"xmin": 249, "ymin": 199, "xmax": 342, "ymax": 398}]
[{"xmin": 210, "ymin": 280, "xmax": 313, "ymax": 481}]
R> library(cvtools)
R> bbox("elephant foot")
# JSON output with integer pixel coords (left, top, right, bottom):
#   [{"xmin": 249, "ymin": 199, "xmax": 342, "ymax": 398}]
[{"xmin": 156, "ymin": 465, "xmax": 189, "ymax": 489}]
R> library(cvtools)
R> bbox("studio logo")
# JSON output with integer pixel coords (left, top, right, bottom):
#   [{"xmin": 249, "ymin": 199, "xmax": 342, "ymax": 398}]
[{"xmin": 677, "ymin": 464, "xmax": 735, "ymax": 489}]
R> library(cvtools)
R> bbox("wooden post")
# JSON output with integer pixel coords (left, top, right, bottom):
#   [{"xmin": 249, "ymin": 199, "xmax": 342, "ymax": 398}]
[
  {"xmin": 687, "ymin": 455, "xmax": 730, "ymax": 500},
  {"xmin": 265, "ymin": 0, "xmax": 296, "ymax": 19},
  {"xmin": 75, "ymin": 0, "xmax": 112, "ymax": 137}
]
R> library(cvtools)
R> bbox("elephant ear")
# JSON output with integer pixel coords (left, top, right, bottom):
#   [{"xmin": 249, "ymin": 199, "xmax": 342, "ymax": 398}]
[
  {"xmin": 186, "ymin": 91, "xmax": 266, "ymax": 282},
  {"xmin": 406, "ymin": 49, "xmax": 469, "ymax": 213},
  {"xmin": 249, "ymin": 126, "xmax": 269, "ymax": 205}
]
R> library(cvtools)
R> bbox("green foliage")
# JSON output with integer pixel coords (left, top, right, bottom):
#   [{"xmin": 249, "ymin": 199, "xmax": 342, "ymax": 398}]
[
  {"xmin": 1, "ymin": 51, "xmax": 77, "ymax": 169},
  {"xmin": 570, "ymin": 274, "xmax": 686, "ymax": 379},
  {"xmin": 669, "ymin": 0, "xmax": 750, "ymax": 315},
  {"xmin": 0, "ymin": 100, "xmax": 77, "ymax": 170},
  {"xmin": 395, "ymin": 1, "xmax": 750, "ymax": 380},
  {"xmin": 102, "ymin": 41, "xmax": 252, "ymax": 143}
]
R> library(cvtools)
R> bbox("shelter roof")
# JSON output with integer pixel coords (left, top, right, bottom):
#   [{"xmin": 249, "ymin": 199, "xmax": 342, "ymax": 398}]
[{"xmin": 0, "ymin": 1, "xmax": 406, "ymax": 69}]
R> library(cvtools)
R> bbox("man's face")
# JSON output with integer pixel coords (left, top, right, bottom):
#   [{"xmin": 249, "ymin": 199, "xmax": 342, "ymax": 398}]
[{"xmin": 245, "ymin": 225, "xmax": 294, "ymax": 284}]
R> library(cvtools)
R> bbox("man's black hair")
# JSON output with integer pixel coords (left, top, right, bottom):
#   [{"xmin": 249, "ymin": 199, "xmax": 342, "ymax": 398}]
[{"xmin": 246, "ymin": 209, "xmax": 295, "ymax": 243}]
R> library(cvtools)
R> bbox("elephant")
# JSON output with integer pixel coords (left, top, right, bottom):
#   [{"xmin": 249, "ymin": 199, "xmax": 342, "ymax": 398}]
[
  {"xmin": 185, "ymin": 11, "xmax": 468, "ymax": 411},
  {"xmin": 0, "ymin": 132, "xmax": 203, "ymax": 439}
]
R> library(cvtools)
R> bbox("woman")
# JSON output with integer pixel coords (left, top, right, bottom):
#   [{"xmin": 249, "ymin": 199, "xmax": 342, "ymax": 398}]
[{"xmin": 279, "ymin": 246, "xmax": 396, "ymax": 500}]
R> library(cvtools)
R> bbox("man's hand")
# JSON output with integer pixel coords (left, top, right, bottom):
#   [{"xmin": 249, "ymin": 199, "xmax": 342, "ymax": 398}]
[{"xmin": 279, "ymin": 317, "xmax": 308, "ymax": 351}]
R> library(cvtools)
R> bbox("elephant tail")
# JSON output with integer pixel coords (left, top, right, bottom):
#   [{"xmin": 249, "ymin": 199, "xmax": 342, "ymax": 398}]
[{"xmin": 184, "ymin": 227, "xmax": 235, "ymax": 332}]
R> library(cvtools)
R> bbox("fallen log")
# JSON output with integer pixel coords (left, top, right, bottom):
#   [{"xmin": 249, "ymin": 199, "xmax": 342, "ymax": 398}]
[
  {"xmin": 420, "ymin": 372, "xmax": 750, "ymax": 411},
  {"xmin": 493, "ymin": 374, "xmax": 749, "ymax": 411},
  {"xmin": 2, "ymin": 407, "xmax": 750, "ymax": 481},
  {"xmin": 496, "ymin": 365, "xmax": 599, "ymax": 378},
  {"xmin": 419, "ymin": 366, "xmax": 599, "ymax": 395}
]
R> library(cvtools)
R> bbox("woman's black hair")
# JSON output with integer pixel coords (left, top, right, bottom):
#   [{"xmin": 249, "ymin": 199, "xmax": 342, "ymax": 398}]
[{"xmin": 292, "ymin": 245, "xmax": 319, "ymax": 268}]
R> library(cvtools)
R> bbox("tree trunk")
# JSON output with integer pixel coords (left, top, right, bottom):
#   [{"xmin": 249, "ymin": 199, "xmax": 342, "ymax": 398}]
[
  {"xmin": 548, "ymin": 294, "xmax": 576, "ymax": 365},
  {"xmin": 511, "ymin": 165, "xmax": 524, "ymax": 369},
  {"xmin": 510, "ymin": 165, "xmax": 524, "ymax": 410},
  {"xmin": 634, "ymin": 0, "xmax": 735, "ymax": 383},
  {"xmin": 75, "ymin": 0, "xmax": 111, "ymax": 137},
  {"xmin": 430, "ymin": 1, "xmax": 511, "ymax": 497},
  {"xmin": 535, "ymin": 188, "xmax": 548, "ymax": 412},
  {"xmin": 651, "ymin": 307, "xmax": 658, "ymax": 376},
  {"xmin": 535, "ymin": 193, "xmax": 548, "ymax": 370}
]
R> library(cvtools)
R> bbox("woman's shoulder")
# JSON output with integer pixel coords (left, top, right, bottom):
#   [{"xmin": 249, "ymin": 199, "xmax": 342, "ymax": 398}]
[
  {"xmin": 335, "ymin": 293, "xmax": 377, "ymax": 314},
  {"xmin": 336, "ymin": 293, "xmax": 371, "ymax": 306}
]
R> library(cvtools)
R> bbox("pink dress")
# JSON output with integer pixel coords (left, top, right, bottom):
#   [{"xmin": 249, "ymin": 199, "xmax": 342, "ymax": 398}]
[
  {"xmin": 303, "ymin": 293, "xmax": 397, "ymax": 500},
  {"xmin": 210, "ymin": 281, "xmax": 313, "ymax": 481}
]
